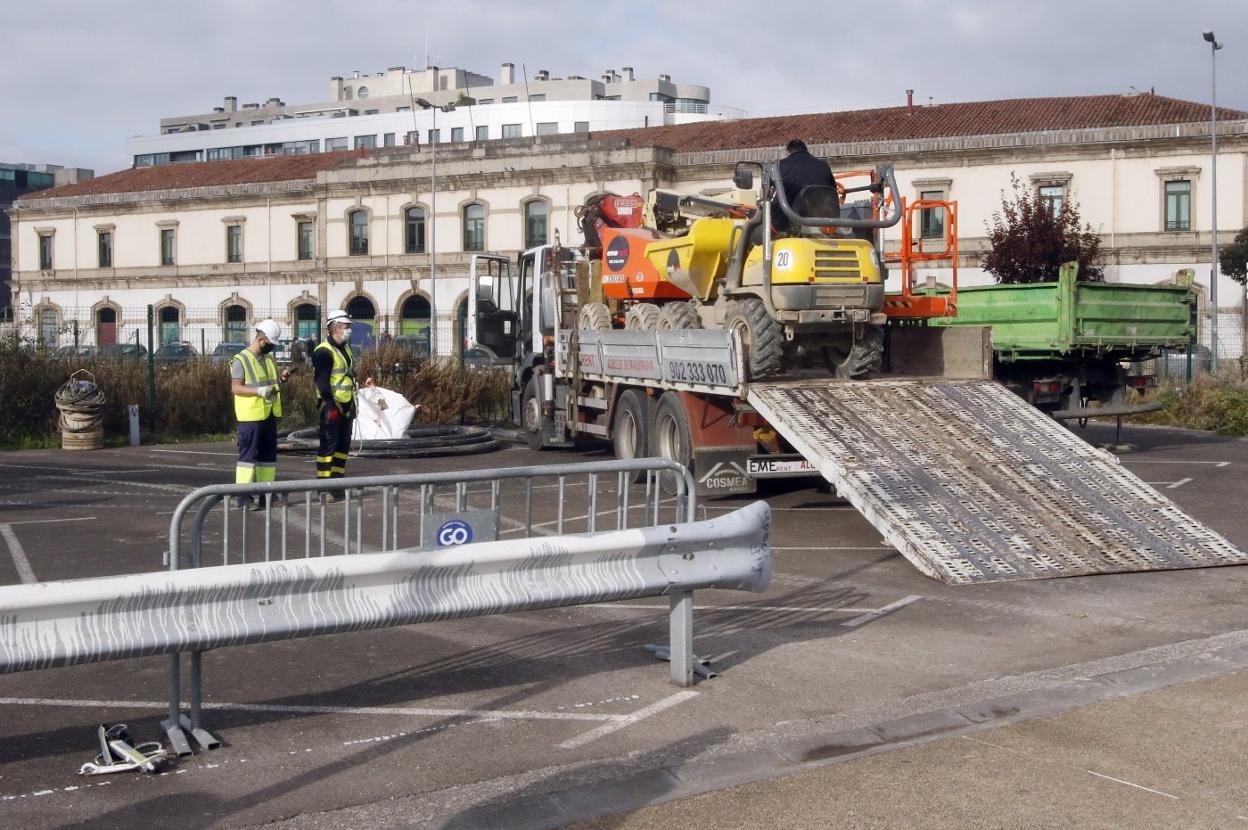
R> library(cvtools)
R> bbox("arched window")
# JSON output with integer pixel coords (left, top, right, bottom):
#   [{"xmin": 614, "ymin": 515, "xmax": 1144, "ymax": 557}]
[
  {"xmin": 39, "ymin": 309, "xmax": 58, "ymax": 346},
  {"xmin": 294, "ymin": 303, "xmax": 318, "ymax": 340},
  {"xmin": 348, "ymin": 209, "xmax": 369, "ymax": 256},
  {"xmin": 462, "ymin": 203, "xmax": 485, "ymax": 252},
  {"xmin": 158, "ymin": 306, "xmax": 181, "ymax": 345},
  {"xmin": 345, "ymin": 296, "xmax": 376, "ymax": 333},
  {"xmin": 96, "ymin": 307, "xmax": 118, "ymax": 347},
  {"xmin": 357, "ymin": 86, "xmax": 369, "ymax": 99},
  {"xmin": 404, "ymin": 206, "xmax": 426, "ymax": 253},
  {"xmin": 224, "ymin": 304, "xmax": 248, "ymax": 344},
  {"xmin": 523, "ymin": 200, "xmax": 548, "ymax": 248},
  {"xmin": 399, "ymin": 295, "xmax": 430, "ymax": 349}
]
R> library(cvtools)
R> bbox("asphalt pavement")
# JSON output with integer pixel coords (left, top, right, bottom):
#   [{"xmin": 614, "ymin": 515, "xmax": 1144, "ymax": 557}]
[{"xmin": 0, "ymin": 421, "xmax": 1246, "ymax": 828}]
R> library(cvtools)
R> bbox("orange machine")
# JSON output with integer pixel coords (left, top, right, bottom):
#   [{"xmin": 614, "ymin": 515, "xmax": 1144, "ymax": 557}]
[{"xmin": 598, "ymin": 226, "xmax": 694, "ymax": 301}]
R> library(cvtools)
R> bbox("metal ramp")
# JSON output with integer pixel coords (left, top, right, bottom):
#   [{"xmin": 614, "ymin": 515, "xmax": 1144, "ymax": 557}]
[{"xmin": 747, "ymin": 378, "xmax": 1247, "ymax": 585}]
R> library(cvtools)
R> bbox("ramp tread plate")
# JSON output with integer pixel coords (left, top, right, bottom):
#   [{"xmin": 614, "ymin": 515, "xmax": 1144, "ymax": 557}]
[{"xmin": 748, "ymin": 379, "xmax": 1246, "ymax": 585}]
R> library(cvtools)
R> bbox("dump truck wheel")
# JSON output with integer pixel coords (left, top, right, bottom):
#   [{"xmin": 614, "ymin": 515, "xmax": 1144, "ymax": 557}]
[
  {"xmin": 612, "ymin": 389, "xmax": 650, "ymax": 479},
  {"xmin": 625, "ymin": 303, "xmax": 660, "ymax": 330},
  {"xmin": 657, "ymin": 302, "xmax": 702, "ymax": 331},
  {"xmin": 726, "ymin": 297, "xmax": 783, "ymax": 379},
  {"xmin": 654, "ymin": 392, "xmax": 693, "ymax": 496},
  {"xmin": 579, "ymin": 303, "xmax": 611, "ymax": 331},
  {"xmin": 835, "ymin": 324, "xmax": 885, "ymax": 379},
  {"xmin": 521, "ymin": 377, "xmax": 545, "ymax": 451}
]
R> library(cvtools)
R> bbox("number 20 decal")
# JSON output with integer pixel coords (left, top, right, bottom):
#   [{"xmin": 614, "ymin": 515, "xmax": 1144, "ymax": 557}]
[{"xmin": 774, "ymin": 250, "xmax": 793, "ymax": 270}]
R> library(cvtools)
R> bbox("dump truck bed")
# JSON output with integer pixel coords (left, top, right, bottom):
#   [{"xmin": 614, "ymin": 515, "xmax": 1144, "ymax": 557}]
[{"xmin": 747, "ymin": 378, "xmax": 1246, "ymax": 584}]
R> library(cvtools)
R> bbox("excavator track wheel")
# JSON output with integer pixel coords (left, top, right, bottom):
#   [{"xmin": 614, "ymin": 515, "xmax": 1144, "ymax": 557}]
[
  {"xmin": 579, "ymin": 303, "xmax": 612, "ymax": 331},
  {"xmin": 657, "ymin": 302, "xmax": 702, "ymax": 331},
  {"xmin": 625, "ymin": 304, "xmax": 660, "ymax": 331},
  {"xmin": 725, "ymin": 297, "xmax": 783, "ymax": 380}
]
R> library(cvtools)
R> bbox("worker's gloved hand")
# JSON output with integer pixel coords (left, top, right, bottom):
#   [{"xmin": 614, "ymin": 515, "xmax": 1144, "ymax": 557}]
[
  {"xmin": 258, "ymin": 385, "xmax": 277, "ymax": 402},
  {"xmin": 326, "ymin": 405, "xmax": 341, "ymax": 424}
]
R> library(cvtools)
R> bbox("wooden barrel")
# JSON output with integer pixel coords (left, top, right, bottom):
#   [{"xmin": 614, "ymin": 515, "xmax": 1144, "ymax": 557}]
[{"xmin": 62, "ymin": 427, "xmax": 104, "ymax": 451}]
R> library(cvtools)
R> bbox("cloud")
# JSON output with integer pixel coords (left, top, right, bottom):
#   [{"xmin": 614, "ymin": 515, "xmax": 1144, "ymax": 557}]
[{"xmin": 1, "ymin": 0, "xmax": 1244, "ymax": 174}]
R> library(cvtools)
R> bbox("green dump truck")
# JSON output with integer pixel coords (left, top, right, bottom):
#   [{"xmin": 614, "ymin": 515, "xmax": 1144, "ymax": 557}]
[{"xmin": 930, "ymin": 263, "xmax": 1195, "ymax": 418}]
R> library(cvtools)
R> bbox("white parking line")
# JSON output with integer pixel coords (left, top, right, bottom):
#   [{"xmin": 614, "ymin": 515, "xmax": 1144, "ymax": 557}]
[
  {"xmin": 1121, "ymin": 460, "xmax": 1230, "ymax": 467},
  {"xmin": 559, "ymin": 691, "xmax": 699, "ymax": 749},
  {"xmin": 5, "ymin": 516, "xmax": 97, "ymax": 526},
  {"xmin": 150, "ymin": 448, "xmax": 239, "ymax": 457},
  {"xmin": 585, "ymin": 602, "xmax": 885, "ymax": 614},
  {"xmin": 841, "ymin": 595, "xmax": 923, "ymax": 628},
  {"xmin": 1087, "ymin": 770, "xmax": 1179, "ymax": 800},
  {"xmin": 0, "ymin": 524, "xmax": 37, "ymax": 584},
  {"xmin": 1168, "ymin": 477, "xmax": 1193, "ymax": 490}
]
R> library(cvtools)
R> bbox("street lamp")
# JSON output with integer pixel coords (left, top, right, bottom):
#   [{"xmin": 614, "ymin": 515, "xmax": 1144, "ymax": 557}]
[
  {"xmin": 1202, "ymin": 29, "xmax": 1223, "ymax": 372},
  {"xmin": 412, "ymin": 97, "xmax": 455, "ymax": 358}
]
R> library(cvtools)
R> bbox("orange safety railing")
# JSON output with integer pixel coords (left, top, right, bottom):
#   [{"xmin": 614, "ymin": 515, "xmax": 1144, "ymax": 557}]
[{"xmin": 882, "ymin": 197, "xmax": 958, "ymax": 319}]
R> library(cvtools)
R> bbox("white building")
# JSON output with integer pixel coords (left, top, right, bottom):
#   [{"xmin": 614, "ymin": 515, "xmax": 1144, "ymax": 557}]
[
  {"xmin": 12, "ymin": 92, "xmax": 1247, "ymax": 360},
  {"xmin": 128, "ymin": 62, "xmax": 738, "ymax": 168}
]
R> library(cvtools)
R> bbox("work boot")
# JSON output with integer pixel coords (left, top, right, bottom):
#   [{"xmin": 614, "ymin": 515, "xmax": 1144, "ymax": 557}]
[
  {"xmin": 319, "ymin": 490, "xmax": 345, "ymax": 504},
  {"xmin": 231, "ymin": 495, "xmax": 253, "ymax": 511}
]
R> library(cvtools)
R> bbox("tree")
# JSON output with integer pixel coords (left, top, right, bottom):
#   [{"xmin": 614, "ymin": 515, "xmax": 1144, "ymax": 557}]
[
  {"xmin": 1220, "ymin": 226, "xmax": 1248, "ymax": 286},
  {"xmin": 982, "ymin": 174, "xmax": 1104, "ymax": 284}
]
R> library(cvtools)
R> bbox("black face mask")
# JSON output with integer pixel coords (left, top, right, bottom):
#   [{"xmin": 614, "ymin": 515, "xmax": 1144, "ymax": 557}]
[{"xmin": 260, "ymin": 343, "xmax": 276, "ymax": 355}]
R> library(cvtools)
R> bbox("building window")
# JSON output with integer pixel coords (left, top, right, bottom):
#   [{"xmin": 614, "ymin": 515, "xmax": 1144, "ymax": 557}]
[
  {"xmin": 158, "ymin": 306, "xmax": 181, "ymax": 344},
  {"xmin": 39, "ymin": 309, "xmax": 58, "ymax": 345},
  {"xmin": 383, "ymin": 132, "xmax": 395, "ymax": 146},
  {"xmin": 477, "ymin": 98, "xmax": 494, "ymax": 105},
  {"xmin": 475, "ymin": 125, "xmax": 489, "ymax": 141},
  {"xmin": 502, "ymin": 96, "xmax": 518, "ymax": 104},
  {"xmin": 399, "ymin": 295, "xmax": 431, "ymax": 340},
  {"xmin": 224, "ymin": 304, "xmax": 248, "ymax": 344},
  {"xmin": 226, "ymin": 224, "xmax": 243, "ymax": 263},
  {"xmin": 1165, "ymin": 180, "xmax": 1191, "ymax": 231},
  {"xmin": 297, "ymin": 220, "xmax": 314, "ymax": 260},
  {"xmin": 326, "ymin": 137, "xmax": 348, "ymax": 151},
  {"xmin": 357, "ymin": 86, "xmax": 368, "ymax": 99},
  {"xmin": 450, "ymin": 127, "xmax": 464, "ymax": 143},
  {"xmin": 919, "ymin": 190, "xmax": 945, "ymax": 239},
  {"xmin": 462, "ymin": 203, "xmax": 485, "ymax": 251},
  {"xmin": 1039, "ymin": 185, "xmax": 1065, "ymax": 215},
  {"xmin": 160, "ymin": 228, "xmax": 176, "ymax": 266},
  {"xmin": 529, "ymin": 93, "xmax": 546, "ymax": 102},
  {"xmin": 574, "ymin": 121, "xmax": 590, "ymax": 133},
  {"xmin": 405, "ymin": 130, "xmax": 419, "ymax": 145},
  {"xmin": 524, "ymin": 200, "xmax": 548, "ymax": 248},
  {"xmin": 535, "ymin": 122, "xmax": 558, "ymax": 136},
  {"xmin": 294, "ymin": 303, "xmax": 318, "ymax": 340},
  {"xmin": 345, "ymin": 296, "xmax": 376, "ymax": 332},
  {"xmin": 354, "ymin": 135, "xmax": 376, "ymax": 149},
  {"xmin": 38, "ymin": 233, "xmax": 53, "ymax": 270},
  {"xmin": 405, "ymin": 206, "xmax": 426, "ymax": 253},
  {"xmin": 97, "ymin": 230, "xmax": 112, "ymax": 268},
  {"xmin": 349, "ymin": 209, "xmax": 369, "ymax": 255},
  {"xmin": 428, "ymin": 129, "xmax": 440, "ymax": 145},
  {"xmin": 501, "ymin": 123, "xmax": 521, "ymax": 139}
]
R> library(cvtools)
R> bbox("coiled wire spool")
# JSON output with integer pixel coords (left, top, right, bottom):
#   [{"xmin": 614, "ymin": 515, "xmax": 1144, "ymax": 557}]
[
  {"xmin": 277, "ymin": 424, "xmax": 500, "ymax": 459},
  {"xmin": 55, "ymin": 370, "xmax": 107, "ymax": 433}
]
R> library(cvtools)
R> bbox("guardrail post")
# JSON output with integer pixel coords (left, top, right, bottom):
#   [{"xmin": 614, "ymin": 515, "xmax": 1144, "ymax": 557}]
[{"xmin": 669, "ymin": 590, "xmax": 694, "ymax": 687}]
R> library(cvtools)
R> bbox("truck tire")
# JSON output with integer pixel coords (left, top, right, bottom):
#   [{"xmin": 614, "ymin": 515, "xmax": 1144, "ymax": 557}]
[
  {"xmin": 657, "ymin": 302, "xmax": 701, "ymax": 331},
  {"xmin": 835, "ymin": 324, "xmax": 884, "ymax": 380},
  {"xmin": 612, "ymin": 389, "xmax": 650, "ymax": 475},
  {"xmin": 654, "ymin": 393, "xmax": 694, "ymax": 496},
  {"xmin": 579, "ymin": 303, "xmax": 611, "ymax": 331},
  {"xmin": 625, "ymin": 303, "xmax": 660, "ymax": 331},
  {"xmin": 725, "ymin": 297, "xmax": 783, "ymax": 379},
  {"xmin": 521, "ymin": 376, "xmax": 545, "ymax": 451}
]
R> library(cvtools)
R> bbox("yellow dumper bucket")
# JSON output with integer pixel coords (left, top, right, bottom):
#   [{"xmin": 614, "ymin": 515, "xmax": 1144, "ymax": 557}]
[{"xmin": 644, "ymin": 218, "xmax": 738, "ymax": 300}]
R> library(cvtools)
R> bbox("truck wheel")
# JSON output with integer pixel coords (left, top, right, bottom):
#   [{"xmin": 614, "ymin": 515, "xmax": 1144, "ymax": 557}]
[
  {"xmin": 835, "ymin": 324, "xmax": 884, "ymax": 380},
  {"xmin": 654, "ymin": 393, "xmax": 694, "ymax": 496},
  {"xmin": 725, "ymin": 297, "xmax": 783, "ymax": 379},
  {"xmin": 657, "ymin": 302, "xmax": 702, "ymax": 331},
  {"xmin": 613, "ymin": 389, "xmax": 650, "ymax": 477},
  {"xmin": 579, "ymin": 303, "xmax": 611, "ymax": 331},
  {"xmin": 521, "ymin": 377, "xmax": 545, "ymax": 451},
  {"xmin": 625, "ymin": 303, "xmax": 660, "ymax": 331}
]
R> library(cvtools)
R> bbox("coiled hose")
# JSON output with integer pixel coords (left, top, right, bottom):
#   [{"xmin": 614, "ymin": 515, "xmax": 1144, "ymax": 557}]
[
  {"xmin": 55, "ymin": 370, "xmax": 107, "ymax": 433},
  {"xmin": 278, "ymin": 424, "xmax": 501, "ymax": 459}
]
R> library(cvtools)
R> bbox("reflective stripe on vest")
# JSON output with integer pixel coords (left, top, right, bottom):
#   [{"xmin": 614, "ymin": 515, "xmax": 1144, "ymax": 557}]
[
  {"xmin": 232, "ymin": 349, "xmax": 282, "ymax": 421},
  {"xmin": 315, "ymin": 340, "xmax": 356, "ymax": 404}
]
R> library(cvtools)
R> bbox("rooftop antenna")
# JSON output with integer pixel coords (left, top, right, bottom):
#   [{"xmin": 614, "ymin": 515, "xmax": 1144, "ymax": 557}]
[{"xmin": 522, "ymin": 63, "xmax": 536, "ymax": 137}]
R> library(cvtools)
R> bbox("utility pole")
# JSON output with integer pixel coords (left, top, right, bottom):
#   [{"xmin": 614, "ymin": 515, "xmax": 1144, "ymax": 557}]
[{"xmin": 1202, "ymin": 29, "xmax": 1223, "ymax": 372}]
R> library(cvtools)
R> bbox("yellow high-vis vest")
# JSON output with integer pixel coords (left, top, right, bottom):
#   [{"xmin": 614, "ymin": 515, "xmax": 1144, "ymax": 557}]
[
  {"xmin": 232, "ymin": 348, "xmax": 282, "ymax": 421},
  {"xmin": 314, "ymin": 340, "xmax": 356, "ymax": 404}
]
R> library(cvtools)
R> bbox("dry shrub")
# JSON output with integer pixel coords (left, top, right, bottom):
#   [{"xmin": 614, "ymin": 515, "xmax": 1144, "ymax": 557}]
[{"xmin": 1132, "ymin": 376, "xmax": 1248, "ymax": 436}]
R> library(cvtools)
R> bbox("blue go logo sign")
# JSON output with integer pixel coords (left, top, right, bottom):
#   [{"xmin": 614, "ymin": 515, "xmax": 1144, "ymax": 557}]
[{"xmin": 437, "ymin": 520, "xmax": 473, "ymax": 547}]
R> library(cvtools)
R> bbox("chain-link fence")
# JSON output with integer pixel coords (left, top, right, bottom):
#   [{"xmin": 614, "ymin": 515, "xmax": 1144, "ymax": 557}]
[{"xmin": 1152, "ymin": 311, "xmax": 1247, "ymax": 381}]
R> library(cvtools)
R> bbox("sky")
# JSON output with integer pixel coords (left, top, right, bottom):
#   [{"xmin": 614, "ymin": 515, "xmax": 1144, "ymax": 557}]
[{"xmin": 2, "ymin": 0, "xmax": 1246, "ymax": 176}]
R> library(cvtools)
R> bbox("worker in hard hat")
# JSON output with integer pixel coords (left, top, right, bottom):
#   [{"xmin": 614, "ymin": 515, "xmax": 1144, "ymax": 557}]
[
  {"xmin": 313, "ymin": 309, "xmax": 373, "ymax": 501},
  {"xmin": 230, "ymin": 319, "xmax": 293, "ymax": 509}
]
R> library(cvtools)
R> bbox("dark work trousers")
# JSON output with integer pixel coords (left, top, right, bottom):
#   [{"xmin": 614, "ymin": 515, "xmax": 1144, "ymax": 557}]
[
  {"xmin": 236, "ymin": 416, "xmax": 279, "ymax": 484},
  {"xmin": 316, "ymin": 405, "xmax": 353, "ymax": 483}
]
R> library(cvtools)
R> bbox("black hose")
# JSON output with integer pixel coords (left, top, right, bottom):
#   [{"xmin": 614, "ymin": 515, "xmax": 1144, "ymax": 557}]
[
  {"xmin": 55, "ymin": 373, "xmax": 107, "ymax": 432},
  {"xmin": 277, "ymin": 424, "xmax": 501, "ymax": 458}
]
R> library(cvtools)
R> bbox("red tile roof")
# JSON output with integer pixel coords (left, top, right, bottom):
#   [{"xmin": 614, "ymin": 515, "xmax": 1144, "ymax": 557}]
[
  {"xmin": 593, "ymin": 94, "xmax": 1248, "ymax": 153},
  {"xmin": 17, "ymin": 150, "xmax": 370, "ymax": 201}
]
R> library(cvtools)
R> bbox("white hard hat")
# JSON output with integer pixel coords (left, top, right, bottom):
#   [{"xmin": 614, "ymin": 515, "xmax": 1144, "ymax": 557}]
[
  {"xmin": 326, "ymin": 309, "xmax": 352, "ymax": 326},
  {"xmin": 255, "ymin": 319, "xmax": 281, "ymax": 341}
]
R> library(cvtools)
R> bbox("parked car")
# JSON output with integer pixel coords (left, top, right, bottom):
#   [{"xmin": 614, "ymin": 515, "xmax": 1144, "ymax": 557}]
[
  {"xmin": 53, "ymin": 345, "xmax": 98, "ymax": 360},
  {"xmin": 99, "ymin": 342, "xmax": 148, "ymax": 360},
  {"xmin": 211, "ymin": 341, "xmax": 247, "ymax": 364},
  {"xmin": 154, "ymin": 342, "xmax": 199, "ymax": 364}
]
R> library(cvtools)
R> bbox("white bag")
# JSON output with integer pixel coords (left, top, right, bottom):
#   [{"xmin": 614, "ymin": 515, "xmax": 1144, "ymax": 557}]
[{"xmin": 353, "ymin": 385, "xmax": 416, "ymax": 440}]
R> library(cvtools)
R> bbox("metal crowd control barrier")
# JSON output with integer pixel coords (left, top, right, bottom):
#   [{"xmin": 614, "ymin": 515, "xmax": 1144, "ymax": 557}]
[{"xmin": 138, "ymin": 458, "xmax": 761, "ymax": 755}]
